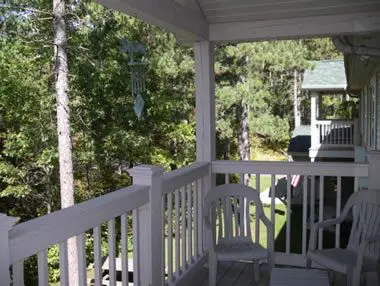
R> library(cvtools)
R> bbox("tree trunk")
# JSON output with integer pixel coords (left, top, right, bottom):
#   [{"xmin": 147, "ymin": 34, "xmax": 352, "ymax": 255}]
[
  {"xmin": 53, "ymin": 0, "xmax": 78, "ymax": 284},
  {"xmin": 224, "ymin": 140, "xmax": 231, "ymax": 160},
  {"xmin": 294, "ymin": 69, "xmax": 301, "ymax": 128},
  {"xmin": 238, "ymin": 101, "xmax": 250, "ymax": 185}
]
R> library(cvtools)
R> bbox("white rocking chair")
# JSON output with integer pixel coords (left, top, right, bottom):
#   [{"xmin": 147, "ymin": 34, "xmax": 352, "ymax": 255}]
[
  {"xmin": 204, "ymin": 184, "xmax": 274, "ymax": 286},
  {"xmin": 307, "ymin": 189, "xmax": 380, "ymax": 286}
]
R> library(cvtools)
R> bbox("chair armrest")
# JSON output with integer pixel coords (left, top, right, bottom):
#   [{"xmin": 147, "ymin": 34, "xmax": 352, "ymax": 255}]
[
  {"xmin": 261, "ymin": 215, "xmax": 274, "ymax": 251},
  {"xmin": 356, "ymin": 235, "xmax": 380, "ymax": 272},
  {"xmin": 309, "ymin": 218, "xmax": 343, "ymax": 251}
]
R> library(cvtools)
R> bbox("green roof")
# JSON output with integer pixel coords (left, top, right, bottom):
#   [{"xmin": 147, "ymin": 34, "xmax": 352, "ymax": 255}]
[
  {"xmin": 287, "ymin": 125, "xmax": 311, "ymax": 154},
  {"xmin": 302, "ymin": 60, "xmax": 347, "ymax": 91}
]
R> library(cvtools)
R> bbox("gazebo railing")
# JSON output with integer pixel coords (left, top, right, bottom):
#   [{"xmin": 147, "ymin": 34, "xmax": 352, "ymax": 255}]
[{"xmin": 314, "ymin": 120, "xmax": 354, "ymax": 147}]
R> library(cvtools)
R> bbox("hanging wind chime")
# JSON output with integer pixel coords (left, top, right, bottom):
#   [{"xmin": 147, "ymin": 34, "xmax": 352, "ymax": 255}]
[{"xmin": 120, "ymin": 38, "xmax": 147, "ymax": 119}]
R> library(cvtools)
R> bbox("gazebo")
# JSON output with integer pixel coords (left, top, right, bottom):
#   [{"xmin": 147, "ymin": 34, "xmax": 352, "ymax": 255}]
[{"xmin": 288, "ymin": 60, "xmax": 357, "ymax": 162}]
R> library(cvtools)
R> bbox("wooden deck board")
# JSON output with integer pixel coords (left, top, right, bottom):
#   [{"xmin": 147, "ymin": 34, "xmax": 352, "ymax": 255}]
[
  {"xmin": 182, "ymin": 261, "xmax": 378, "ymax": 286},
  {"xmin": 197, "ymin": 261, "xmax": 269, "ymax": 286}
]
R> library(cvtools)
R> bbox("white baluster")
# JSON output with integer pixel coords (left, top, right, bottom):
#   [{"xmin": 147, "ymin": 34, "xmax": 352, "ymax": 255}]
[
  {"xmin": 108, "ymin": 219, "xmax": 116, "ymax": 286},
  {"xmin": 59, "ymin": 241, "xmax": 69, "ymax": 286},
  {"xmin": 77, "ymin": 233, "xmax": 87, "ymax": 286},
  {"xmin": 37, "ymin": 250, "xmax": 49, "ymax": 286},
  {"xmin": 318, "ymin": 176, "xmax": 324, "ymax": 250},
  {"xmin": 181, "ymin": 186, "xmax": 187, "ymax": 269},
  {"xmin": 286, "ymin": 175, "xmax": 291, "ymax": 254},
  {"xmin": 0, "ymin": 214, "xmax": 19, "ymax": 284},
  {"xmin": 132, "ymin": 209, "xmax": 140, "ymax": 286},
  {"xmin": 167, "ymin": 193, "xmax": 173, "ymax": 282},
  {"xmin": 187, "ymin": 183, "xmax": 192, "ymax": 263},
  {"xmin": 12, "ymin": 261, "xmax": 24, "ymax": 286},
  {"xmin": 302, "ymin": 176, "xmax": 308, "ymax": 255},
  {"xmin": 93, "ymin": 226, "xmax": 102, "ymax": 286},
  {"xmin": 121, "ymin": 213, "xmax": 129, "ymax": 286},
  {"xmin": 175, "ymin": 188, "xmax": 180, "ymax": 275},
  {"xmin": 255, "ymin": 174, "xmax": 260, "ymax": 244},
  {"xmin": 336, "ymin": 177, "xmax": 342, "ymax": 248}
]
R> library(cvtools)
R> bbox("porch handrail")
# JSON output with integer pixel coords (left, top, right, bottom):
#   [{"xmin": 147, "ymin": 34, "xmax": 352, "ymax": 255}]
[
  {"xmin": 9, "ymin": 185, "xmax": 149, "ymax": 265},
  {"xmin": 162, "ymin": 162, "xmax": 209, "ymax": 194},
  {"xmin": 315, "ymin": 119, "xmax": 352, "ymax": 124},
  {"xmin": 212, "ymin": 160, "xmax": 368, "ymax": 177}
]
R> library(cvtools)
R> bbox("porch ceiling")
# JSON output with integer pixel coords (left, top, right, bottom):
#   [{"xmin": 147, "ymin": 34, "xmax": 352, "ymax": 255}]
[
  {"xmin": 198, "ymin": 0, "xmax": 380, "ymax": 24},
  {"xmin": 99, "ymin": 0, "xmax": 380, "ymax": 43}
]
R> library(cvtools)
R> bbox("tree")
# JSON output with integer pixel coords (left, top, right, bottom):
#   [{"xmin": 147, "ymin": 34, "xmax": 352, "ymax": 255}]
[{"xmin": 52, "ymin": 0, "xmax": 79, "ymax": 282}]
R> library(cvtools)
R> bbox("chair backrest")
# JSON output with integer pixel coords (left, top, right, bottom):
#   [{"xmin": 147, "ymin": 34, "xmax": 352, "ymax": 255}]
[
  {"xmin": 204, "ymin": 184, "xmax": 265, "ymax": 245},
  {"xmin": 344, "ymin": 189, "xmax": 380, "ymax": 259}
]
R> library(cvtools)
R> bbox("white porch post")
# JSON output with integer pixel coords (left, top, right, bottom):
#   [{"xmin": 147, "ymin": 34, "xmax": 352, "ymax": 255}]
[
  {"xmin": 128, "ymin": 165, "xmax": 165, "ymax": 286},
  {"xmin": 195, "ymin": 41, "xmax": 215, "ymax": 255},
  {"xmin": 310, "ymin": 92, "xmax": 319, "ymax": 162},
  {"xmin": 367, "ymin": 151, "xmax": 380, "ymax": 189},
  {"xmin": 0, "ymin": 213, "xmax": 19, "ymax": 283},
  {"xmin": 317, "ymin": 94, "xmax": 322, "ymax": 119},
  {"xmin": 195, "ymin": 41, "xmax": 216, "ymax": 164}
]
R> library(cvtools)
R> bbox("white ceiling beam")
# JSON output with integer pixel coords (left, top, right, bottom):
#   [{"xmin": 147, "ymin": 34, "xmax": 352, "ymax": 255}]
[
  {"xmin": 210, "ymin": 11, "xmax": 380, "ymax": 43},
  {"xmin": 98, "ymin": 0, "xmax": 209, "ymax": 41}
]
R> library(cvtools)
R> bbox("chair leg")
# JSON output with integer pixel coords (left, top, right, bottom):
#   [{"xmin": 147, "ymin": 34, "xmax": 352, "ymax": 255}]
[
  {"xmin": 306, "ymin": 258, "xmax": 311, "ymax": 269},
  {"xmin": 352, "ymin": 269, "xmax": 361, "ymax": 286},
  {"xmin": 347, "ymin": 270, "xmax": 362, "ymax": 286},
  {"xmin": 209, "ymin": 257, "xmax": 217, "ymax": 286},
  {"xmin": 346, "ymin": 271, "xmax": 353, "ymax": 286},
  {"xmin": 254, "ymin": 261, "xmax": 260, "ymax": 282}
]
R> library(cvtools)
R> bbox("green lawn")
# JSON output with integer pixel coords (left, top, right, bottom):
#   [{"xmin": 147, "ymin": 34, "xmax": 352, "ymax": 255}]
[{"xmin": 250, "ymin": 175, "xmax": 273, "ymax": 193}]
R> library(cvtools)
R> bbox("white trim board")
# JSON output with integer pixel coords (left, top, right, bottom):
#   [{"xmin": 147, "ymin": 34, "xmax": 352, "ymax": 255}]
[
  {"xmin": 210, "ymin": 11, "xmax": 380, "ymax": 43},
  {"xmin": 97, "ymin": 0, "xmax": 209, "ymax": 41}
]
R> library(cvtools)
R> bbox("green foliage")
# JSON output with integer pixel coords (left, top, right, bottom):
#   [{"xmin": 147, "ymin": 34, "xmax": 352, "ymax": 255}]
[{"xmin": 252, "ymin": 114, "xmax": 290, "ymax": 148}]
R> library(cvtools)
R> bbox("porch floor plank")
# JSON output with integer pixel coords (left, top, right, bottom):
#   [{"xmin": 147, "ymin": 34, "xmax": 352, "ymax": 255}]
[
  {"xmin": 198, "ymin": 261, "xmax": 269, "ymax": 286},
  {"xmin": 187, "ymin": 261, "xmax": 378, "ymax": 286}
]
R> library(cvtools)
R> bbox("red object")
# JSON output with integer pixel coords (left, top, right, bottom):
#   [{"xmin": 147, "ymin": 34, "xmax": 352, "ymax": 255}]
[{"xmin": 291, "ymin": 174, "xmax": 302, "ymax": 187}]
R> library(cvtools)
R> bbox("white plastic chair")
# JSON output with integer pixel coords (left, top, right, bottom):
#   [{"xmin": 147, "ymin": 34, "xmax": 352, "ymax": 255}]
[
  {"xmin": 307, "ymin": 189, "xmax": 380, "ymax": 286},
  {"xmin": 204, "ymin": 184, "xmax": 274, "ymax": 285}
]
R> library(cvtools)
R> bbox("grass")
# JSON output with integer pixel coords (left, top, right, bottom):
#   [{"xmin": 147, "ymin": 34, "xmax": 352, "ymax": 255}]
[{"xmin": 250, "ymin": 175, "xmax": 273, "ymax": 193}]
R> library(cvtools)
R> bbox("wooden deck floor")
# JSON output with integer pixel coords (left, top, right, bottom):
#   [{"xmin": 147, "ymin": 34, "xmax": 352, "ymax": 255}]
[
  {"xmin": 191, "ymin": 261, "xmax": 270, "ymax": 286},
  {"xmin": 188, "ymin": 261, "xmax": 379, "ymax": 286}
]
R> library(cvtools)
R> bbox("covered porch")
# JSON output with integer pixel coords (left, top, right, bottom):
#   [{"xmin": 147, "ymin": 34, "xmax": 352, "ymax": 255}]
[{"xmin": 1, "ymin": 0, "xmax": 380, "ymax": 285}]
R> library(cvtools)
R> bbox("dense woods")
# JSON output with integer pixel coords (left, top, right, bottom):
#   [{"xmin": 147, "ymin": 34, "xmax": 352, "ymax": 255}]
[{"xmin": 0, "ymin": 0, "xmax": 342, "ymax": 282}]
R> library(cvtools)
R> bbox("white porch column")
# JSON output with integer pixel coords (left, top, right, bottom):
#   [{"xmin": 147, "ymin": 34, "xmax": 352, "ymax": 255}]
[
  {"xmin": 367, "ymin": 151, "xmax": 380, "ymax": 189},
  {"xmin": 0, "ymin": 213, "xmax": 19, "ymax": 284},
  {"xmin": 317, "ymin": 94, "xmax": 322, "ymax": 119},
  {"xmin": 310, "ymin": 92, "xmax": 319, "ymax": 162},
  {"xmin": 195, "ymin": 41, "xmax": 216, "ymax": 163},
  {"xmin": 128, "ymin": 165, "xmax": 165, "ymax": 286}
]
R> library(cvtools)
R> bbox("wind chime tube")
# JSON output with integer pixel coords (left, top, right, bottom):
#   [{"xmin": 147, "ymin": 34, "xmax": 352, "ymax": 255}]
[{"xmin": 121, "ymin": 39, "xmax": 147, "ymax": 119}]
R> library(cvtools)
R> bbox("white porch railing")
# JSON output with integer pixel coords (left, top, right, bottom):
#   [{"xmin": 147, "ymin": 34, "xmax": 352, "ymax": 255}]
[
  {"xmin": 212, "ymin": 160, "xmax": 368, "ymax": 267},
  {"xmin": 161, "ymin": 162, "xmax": 210, "ymax": 285},
  {"xmin": 0, "ymin": 160, "xmax": 370, "ymax": 285},
  {"xmin": 3, "ymin": 184, "xmax": 149, "ymax": 286},
  {"xmin": 314, "ymin": 120, "xmax": 354, "ymax": 147},
  {"xmin": 0, "ymin": 162, "xmax": 210, "ymax": 286}
]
